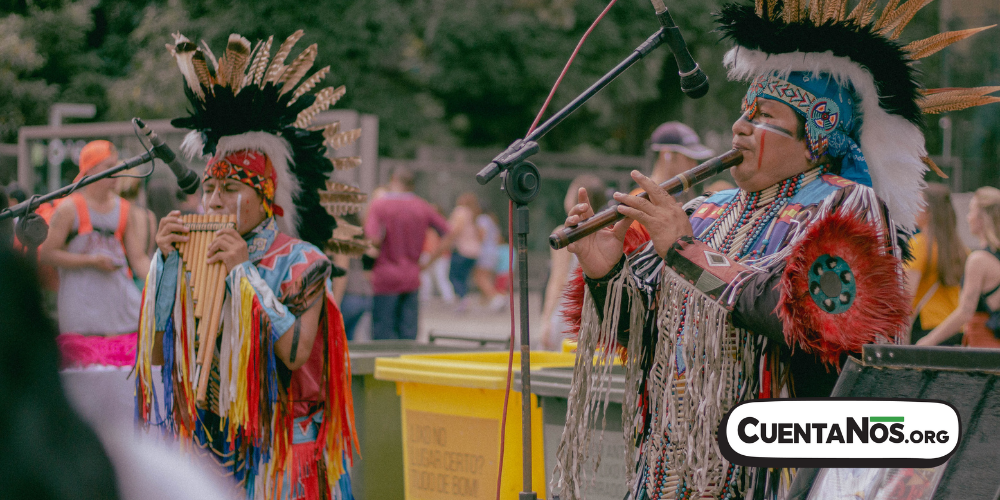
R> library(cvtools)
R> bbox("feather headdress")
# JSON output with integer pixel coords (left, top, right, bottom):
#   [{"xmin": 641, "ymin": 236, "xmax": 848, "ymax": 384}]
[
  {"xmin": 167, "ymin": 31, "xmax": 364, "ymax": 249},
  {"xmin": 718, "ymin": 0, "xmax": 998, "ymax": 230}
]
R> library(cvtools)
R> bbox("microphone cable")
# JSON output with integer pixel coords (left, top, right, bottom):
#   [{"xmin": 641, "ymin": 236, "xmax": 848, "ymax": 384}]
[{"xmin": 495, "ymin": 0, "xmax": 619, "ymax": 497}]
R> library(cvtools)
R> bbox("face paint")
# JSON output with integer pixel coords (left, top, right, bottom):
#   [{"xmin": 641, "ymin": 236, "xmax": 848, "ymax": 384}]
[
  {"xmin": 739, "ymin": 112, "xmax": 797, "ymax": 140},
  {"xmin": 236, "ymin": 193, "xmax": 242, "ymax": 231},
  {"xmin": 757, "ymin": 129, "xmax": 766, "ymax": 171}
]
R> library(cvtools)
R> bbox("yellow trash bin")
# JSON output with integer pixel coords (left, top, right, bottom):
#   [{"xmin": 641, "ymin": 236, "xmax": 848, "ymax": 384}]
[{"xmin": 374, "ymin": 351, "xmax": 576, "ymax": 500}]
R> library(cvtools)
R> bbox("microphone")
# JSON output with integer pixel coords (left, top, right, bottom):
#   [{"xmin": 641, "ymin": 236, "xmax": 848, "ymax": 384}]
[
  {"xmin": 132, "ymin": 118, "xmax": 201, "ymax": 195},
  {"xmin": 649, "ymin": 0, "xmax": 709, "ymax": 99}
]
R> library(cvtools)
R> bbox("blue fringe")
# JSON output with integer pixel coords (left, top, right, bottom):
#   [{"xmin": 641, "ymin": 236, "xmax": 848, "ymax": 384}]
[
  {"xmin": 194, "ymin": 407, "xmax": 209, "ymax": 452},
  {"xmin": 160, "ymin": 316, "xmax": 175, "ymax": 430},
  {"xmin": 337, "ymin": 457, "xmax": 354, "ymax": 500}
]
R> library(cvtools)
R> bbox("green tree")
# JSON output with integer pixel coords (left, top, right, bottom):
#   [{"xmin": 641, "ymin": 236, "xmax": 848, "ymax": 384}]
[{"xmin": 0, "ymin": 14, "xmax": 58, "ymax": 142}]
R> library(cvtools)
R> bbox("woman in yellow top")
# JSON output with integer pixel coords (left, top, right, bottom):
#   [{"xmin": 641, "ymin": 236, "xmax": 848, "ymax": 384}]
[
  {"xmin": 918, "ymin": 187, "xmax": 1000, "ymax": 347},
  {"xmin": 906, "ymin": 183, "xmax": 967, "ymax": 345}
]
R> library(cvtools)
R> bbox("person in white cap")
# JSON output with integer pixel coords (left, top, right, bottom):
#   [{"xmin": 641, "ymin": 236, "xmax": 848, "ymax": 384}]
[{"xmin": 647, "ymin": 121, "xmax": 715, "ymax": 204}]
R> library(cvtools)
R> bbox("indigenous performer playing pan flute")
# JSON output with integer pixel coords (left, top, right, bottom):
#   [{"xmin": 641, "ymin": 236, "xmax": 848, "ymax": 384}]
[
  {"xmin": 551, "ymin": 1, "xmax": 999, "ymax": 499},
  {"xmin": 135, "ymin": 30, "xmax": 368, "ymax": 500}
]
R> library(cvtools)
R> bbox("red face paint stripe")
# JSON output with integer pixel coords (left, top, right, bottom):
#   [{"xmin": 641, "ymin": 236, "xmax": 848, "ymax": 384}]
[{"xmin": 757, "ymin": 129, "xmax": 767, "ymax": 171}]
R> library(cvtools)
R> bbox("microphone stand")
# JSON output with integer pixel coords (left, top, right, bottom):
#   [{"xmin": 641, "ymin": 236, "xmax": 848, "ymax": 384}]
[
  {"xmin": 475, "ymin": 21, "xmax": 674, "ymax": 500},
  {"xmin": 1, "ymin": 141, "xmax": 159, "ymax": 255}
]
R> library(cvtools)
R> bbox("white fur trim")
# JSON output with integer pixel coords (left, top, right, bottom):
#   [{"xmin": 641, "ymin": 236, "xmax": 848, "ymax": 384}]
[
  {"xmin": 215, "ymin": 132, "xmax": 301, "ymax": 237},
  {"xmin": 724, "ymin": 46, "xmax": 926, "ymax": 231},
  {"xmin": 180, "ymin": 130, "xmax": 208, "ymax": 162}
]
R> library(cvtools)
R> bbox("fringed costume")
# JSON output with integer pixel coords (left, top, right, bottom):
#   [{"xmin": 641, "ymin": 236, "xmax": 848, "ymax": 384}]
[
  {"xmin": 551, "ymin": 1, "xmax": 999, "ymax": 499},
  {"xmin": 135, "ymin": 30, "xmax": 370, "ymax": 500}
]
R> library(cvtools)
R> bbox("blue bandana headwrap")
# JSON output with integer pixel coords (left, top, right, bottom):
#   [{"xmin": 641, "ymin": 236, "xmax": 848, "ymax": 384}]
[{"xmin": 743, "ymin": 72, "xmax": 871, "ymax": 187}]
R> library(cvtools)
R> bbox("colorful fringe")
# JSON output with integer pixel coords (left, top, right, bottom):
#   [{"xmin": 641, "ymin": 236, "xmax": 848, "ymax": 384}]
[
  {"xmin": 135, "ymin": 256, "xmax": 357, "ymax": 499},
  {"xmin": 136, "ymin": 254, "xmax": 199, "ymax": 438}
]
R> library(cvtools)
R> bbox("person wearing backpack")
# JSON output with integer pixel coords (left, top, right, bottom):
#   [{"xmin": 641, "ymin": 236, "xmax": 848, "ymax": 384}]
[{"xmin": 39, "ymin": 140, "xmax": 150, "ymax": 365}]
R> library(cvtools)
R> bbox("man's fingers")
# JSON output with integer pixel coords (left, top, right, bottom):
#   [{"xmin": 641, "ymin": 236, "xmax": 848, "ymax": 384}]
[
  {"xmin": 616, "ymin": 205, "xmax": 647, "ymax": 225},
  {"xmin": 612, "ymin": 218, "xmax": 631, "ymax": 241},
  {"xmin": 165, "ymin": 233, "xmax": 189, "ymax": 245},
  {"xmin": 577, "ymin": 187, "xmax": 590, "ymax": 205},
  {"xmin": 630, "ymin": 170, "xmax": 672, "ymax": 206},
  {"xmin": 163, "ymin": 222, "xmax": 188, "ymax": 234},
  {"xmin": 613, "ymin": 192, "xmax": 654, "ymax": 213},
  {"xmin": 207, "ymin": 235, "xmax": 233, "ymax": 255},
  {"xmin": 568, "ymin": 201, "xmax": 594, "ymax": 219}
]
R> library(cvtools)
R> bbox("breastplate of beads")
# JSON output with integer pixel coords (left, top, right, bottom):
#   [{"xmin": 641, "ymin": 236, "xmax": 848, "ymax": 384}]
[{"xmin": 696, "ymin": 165, "xmax": 827, "ymax": 260}]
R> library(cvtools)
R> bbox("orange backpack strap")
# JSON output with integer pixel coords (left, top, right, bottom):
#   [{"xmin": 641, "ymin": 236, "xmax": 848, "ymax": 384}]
[
  {"xmin": 69, "ymin": 193, "xmax": 93, "ymax": 235},
  {"xmin": 115, "ymin": 198, "xmax": 130, "ymax": 244}
]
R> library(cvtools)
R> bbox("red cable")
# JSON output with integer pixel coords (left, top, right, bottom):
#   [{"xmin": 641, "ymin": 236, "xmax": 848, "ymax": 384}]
[
  {"xmin": 495, "ymin": 1, "xmax": 618, "ymax": 497},
  {"xmin": 497, "ymin": 199, "xmax": 515, "ymax": 500},
  {"xmin": 527, "ymin": 0, "xmax": 620, "ymax": 136}
]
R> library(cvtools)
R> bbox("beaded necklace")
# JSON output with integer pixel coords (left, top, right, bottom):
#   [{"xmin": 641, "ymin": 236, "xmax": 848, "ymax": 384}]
[{"xmin": 696, "ymin": 165, "xmax": 827, "ymax": 260}]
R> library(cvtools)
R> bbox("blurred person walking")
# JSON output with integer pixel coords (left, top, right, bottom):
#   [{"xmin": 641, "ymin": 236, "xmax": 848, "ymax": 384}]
[
  {"xmin": 918, "ymin": 187, "xmax": 1000, "ymax": 348},
  {"xmin": 446, "ymin": 192, "xmax": 482, "ymax": 312},
  {"xmin": 537, "ymin": 175, "xmax": 607, "ymax": 350},
  {"xmin": 365, "ymin": 168, "xmax": 450, "ymax": 339},
  {"xmin": 906, "ymin": 184, "xmax": 967, "ymax": 345},
  {"xmin": 473, "ymin": 211, "xmax": 506, "ymax": 312},
  {"xmin": 338, "ymin": 213, "xmax": 374, "ymax": 341},
  {"xmin": 420, "ymin": 222, "xmax": 457, "ymax": 304},
  {"xmin": 39, "ymin": 140, "xmax": 150, "ymax": 366}
]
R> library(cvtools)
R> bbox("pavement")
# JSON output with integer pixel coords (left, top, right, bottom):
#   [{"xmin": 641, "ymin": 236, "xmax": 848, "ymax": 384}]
[{"xmin": 350, "ymin": 291, "xmax": 546, "ymax": 349}]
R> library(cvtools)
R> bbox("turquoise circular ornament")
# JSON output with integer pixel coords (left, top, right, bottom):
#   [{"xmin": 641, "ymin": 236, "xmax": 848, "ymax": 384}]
[{"xmin": 808, "ymin": 254, "xmax": 856, "ymax": 314}]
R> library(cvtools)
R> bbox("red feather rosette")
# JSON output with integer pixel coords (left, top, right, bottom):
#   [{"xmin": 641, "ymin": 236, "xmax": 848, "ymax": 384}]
[{"xmin": 777, "ymin": 211, "xmax": 908, "ymax": 366}]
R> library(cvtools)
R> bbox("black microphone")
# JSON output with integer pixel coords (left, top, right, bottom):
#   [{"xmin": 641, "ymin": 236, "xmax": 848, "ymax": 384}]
[
  {"xmin": 132, "ymin": 118, "xmax": 201, "ymax": 195},
  {"xmin": 650, "ymin": 0, "xmax": 709, "ymax": 99}
]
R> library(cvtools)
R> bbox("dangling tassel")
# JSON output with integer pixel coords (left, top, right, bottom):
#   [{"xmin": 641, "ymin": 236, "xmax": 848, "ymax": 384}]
[
  {"xmin": 323, "ymin": 293, "xmax": 358, "ymax": 491},
  {"xmin": 638, "ymin": 267, "xmax": 759, "ymax": 498},
  {"xmin": 135, "ymin": 258, "xmax": 159, "ymax": 427},
  {"xmin": 551, "ymin": 268, "xmax": 644, "ymax": 499}
]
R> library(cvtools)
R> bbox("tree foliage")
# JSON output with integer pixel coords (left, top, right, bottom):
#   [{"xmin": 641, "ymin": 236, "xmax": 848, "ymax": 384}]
[{"xmin": 1, "ymin": 0, "xmax": 997, "ymax": 183}]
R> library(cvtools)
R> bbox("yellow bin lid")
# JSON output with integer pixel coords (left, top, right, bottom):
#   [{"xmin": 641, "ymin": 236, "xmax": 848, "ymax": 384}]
[{"xmin": 374, "ymin": 351, "xmax": 577, "ymax": 390}]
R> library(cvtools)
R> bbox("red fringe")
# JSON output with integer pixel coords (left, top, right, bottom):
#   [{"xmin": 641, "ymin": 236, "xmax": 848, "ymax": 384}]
[
  {"xmin": 559, "ymin": 224, "xmax": 652, "ymax": 355},
  {"xmin": 287, "ymin": 436, "xmax": 325, "ymax": 500},
  {"xmin": 777, "ymin": 211, "xmax": 909, "ymax": 367},
  {"xmin": 325, "ymin": 292, "xmax": 359, "ymax": 465}
]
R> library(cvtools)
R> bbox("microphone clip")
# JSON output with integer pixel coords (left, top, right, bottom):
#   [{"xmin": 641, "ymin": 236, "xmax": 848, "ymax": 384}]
[{"xmin": 476, "ymin": 139, "xmax": 539, "ymax": 186}]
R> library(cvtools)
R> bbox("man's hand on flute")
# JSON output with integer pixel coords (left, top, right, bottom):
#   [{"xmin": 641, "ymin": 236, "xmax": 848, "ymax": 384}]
[
  {"xmin": 565, "ymin": 188, "xmax": 630, "ymax": 279},
  {"xmin": 614, "ymin": 170, "xmax": 693, "ymax": 259}
]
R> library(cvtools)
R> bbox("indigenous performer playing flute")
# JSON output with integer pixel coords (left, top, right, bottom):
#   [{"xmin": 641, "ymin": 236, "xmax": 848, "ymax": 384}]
[
  {"xmin": 135, "ymin": 30, "xmax": 366, "ymax": 500},
  {"xmin": 552, "ymin": 1, "xmax": 999, "ymax": 499}
]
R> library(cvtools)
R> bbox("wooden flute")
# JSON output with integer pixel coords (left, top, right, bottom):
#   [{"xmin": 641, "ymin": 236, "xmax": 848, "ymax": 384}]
[{"xmin": 548, "ymin": 148, "xmax": 743, "ymax": 250}]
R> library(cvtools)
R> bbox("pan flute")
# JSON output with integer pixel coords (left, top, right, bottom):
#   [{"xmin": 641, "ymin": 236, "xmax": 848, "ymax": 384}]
[{"xmin": 175, "ymin": 214, "xmax": 236, "ymax": 404}]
